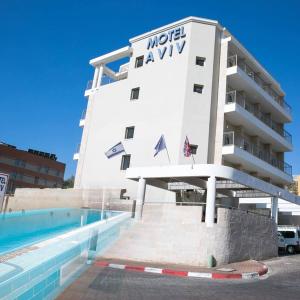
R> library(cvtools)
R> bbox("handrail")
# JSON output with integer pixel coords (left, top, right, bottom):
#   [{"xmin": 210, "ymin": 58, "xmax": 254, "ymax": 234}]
[
  {"xmin": 223, "ymin": 131, "xmax": 292, "ymax": 176},
  {"xmin": 227, "ymin": 55, "xmax": 292, "ymax": 115},
  {"xmin": 226, "ymin": 91, "xmax": 292, "ymax": 144}
]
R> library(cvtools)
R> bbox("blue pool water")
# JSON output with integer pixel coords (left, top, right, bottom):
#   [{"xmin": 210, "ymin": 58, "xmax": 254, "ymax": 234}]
[{"xmin": 0, "ymin": 208, "xmax": 118, "ymax": 256}]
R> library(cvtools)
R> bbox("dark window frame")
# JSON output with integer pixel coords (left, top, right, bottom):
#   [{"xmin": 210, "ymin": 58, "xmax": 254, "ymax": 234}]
[
  {"xmin": 125, "ymin": 126, "xmax": 135, "ymax": 139},
  {"xmin": 135, "ymin": 56, "xmax": 144, "ymax": 68},
  {"xmin": 130, "ymin": 87, "xmax": 140, "ymax": 100},
  {"xmin": 120, "ymin": 154, "xmax": 131, "ymax": 170},
  {"xmin": 193, "ymin": 84, "xmax": 204, "ymax": 94},
  {"xmin": 196, "ymin": 56, "xmax": 206, "ymax": 66},
  {"xmin": 190, "ymin": 144, "xmax": 198, "ymax": 155}
]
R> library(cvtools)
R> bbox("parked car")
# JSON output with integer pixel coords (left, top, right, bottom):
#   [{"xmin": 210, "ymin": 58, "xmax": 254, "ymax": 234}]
[
  {"xmin": 278, "ymin": 226, "xmax": 300, "ymax": 254},
  {"xmin": 277, "ymin": 231, "xmax": 286, "ymax": 252}
]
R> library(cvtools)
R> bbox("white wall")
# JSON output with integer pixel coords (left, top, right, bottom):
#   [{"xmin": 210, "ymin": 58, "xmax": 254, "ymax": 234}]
[{"xmin": 75, "ymin": 20, "xmax": 222, "ymax": 201}]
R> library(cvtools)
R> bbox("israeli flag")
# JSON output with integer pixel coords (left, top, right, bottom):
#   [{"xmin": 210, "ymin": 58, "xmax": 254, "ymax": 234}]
[
  {"xmin": 105, "ymin": 142, "xmax": 125, "ymax": 159},
  {"xmin": 154, "ymin": 135, "xmax": 167, "ymax": 157}
]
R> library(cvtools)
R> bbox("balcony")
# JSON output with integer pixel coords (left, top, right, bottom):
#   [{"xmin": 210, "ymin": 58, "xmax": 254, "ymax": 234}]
[
  {"xmin": 227, "ymin": 55, "xmax": 292, "ymax": 121},
  {"xmin": 79, "ymin": 109, "xmax": 86, "ymax": 127},
  {"xmin": 225, "ymin": 91, "xmax": 292, "ymax": 151},
  {"xmin": 84, "ymin": 63, "xmax": 129, "ymax": 97},
  {"xmin": 223, "ymin": 131, "xmax": 292, "ymax": 175},
  {"xmin": 73, "ymin": 144, "xmax": 81, "ymax": 161}
]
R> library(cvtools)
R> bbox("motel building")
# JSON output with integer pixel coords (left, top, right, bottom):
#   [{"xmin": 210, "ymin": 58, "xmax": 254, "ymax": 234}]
[{"xmin": 73, "ymin": 16, "xmax": 300, "ymax": 265}]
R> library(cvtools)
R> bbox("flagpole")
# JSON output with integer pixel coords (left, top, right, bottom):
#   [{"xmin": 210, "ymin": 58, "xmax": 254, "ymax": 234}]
[
  {"xmin": 191, "ymin": 153, "xmax": 195, "ymax": 169},
  {"xmin": 163, "ymin": 135, "xmax": 171, "ymax": 164},
  {"xmin": 165, "ymin": 146, "xmax": 171, "ymax": 164}
]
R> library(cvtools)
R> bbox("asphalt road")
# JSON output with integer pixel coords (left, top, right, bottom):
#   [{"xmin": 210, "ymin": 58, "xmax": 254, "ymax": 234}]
[{"xmin": 58, "ymin": 254, "xmax": 300, "ymax": 300}]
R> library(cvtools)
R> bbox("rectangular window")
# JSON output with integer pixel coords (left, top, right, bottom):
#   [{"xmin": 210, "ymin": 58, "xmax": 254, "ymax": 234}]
[
  {"xmin": 280, "ymin": 231, "xmax": 295, "ymax": 238},
  {"xmin": 130, "ymin": 87, "xmax": 140, "ymax": 100},
  {"xmin": 125, "ymin": 126, "xmax": 135, "ymax": 139},
  {"xmin": 120, "ymin": 154, "xmax": 131, "ymax": 170},
  {"xmin": 135, "ymin": 56, "xmax": 144, "ymax": 68},
  {"xmin": 193, "ymin": 84, "xmax": 204, "ymax": 94},
  {"xmin": 190, "ymin": 144, "xmax": 198, "ymax": 155},
  {"xmin": 196, "ymin": 56, "xmax": 206, "ymax": 66}
]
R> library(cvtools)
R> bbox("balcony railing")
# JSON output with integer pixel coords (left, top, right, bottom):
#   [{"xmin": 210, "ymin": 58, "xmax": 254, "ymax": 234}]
[
  {"xmin": 223, "ymin": 131, "xmax": 292, "ymax": 176},
  {"xmin": 227, "ymin": 55, "xmax": 292, "ymax": 115},
  {"xmin": 86, "ymin": 80, "xmax": 93, "ymax": 90},
  {"xmin": 226, "ymin": 91, "xmax": 292, "ymax": 144},
  {"xmin": 81, "ymin": 109, "xmax": 86, "ymax": 120}
]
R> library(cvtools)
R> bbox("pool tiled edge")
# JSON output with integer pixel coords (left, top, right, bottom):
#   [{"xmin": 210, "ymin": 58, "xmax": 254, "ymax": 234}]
[{"xmin": 0, "ymin": 211, "xmax": 131, "ymax": 300}]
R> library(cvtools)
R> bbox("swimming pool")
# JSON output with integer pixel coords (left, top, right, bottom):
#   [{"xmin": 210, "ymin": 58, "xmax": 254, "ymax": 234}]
[
  {"xmin": 0, "ymin": 208, "xmax": 131, "ymax": 300},
  {"xmin": 0, "ymin": 208, "xmax": 118, "ymax": 255}
]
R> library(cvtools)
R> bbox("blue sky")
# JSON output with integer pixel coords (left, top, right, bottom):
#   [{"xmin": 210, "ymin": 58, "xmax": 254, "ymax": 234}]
[{"xmin": 0, "ymin": 0, "xmax": 299, "ymax": 179}]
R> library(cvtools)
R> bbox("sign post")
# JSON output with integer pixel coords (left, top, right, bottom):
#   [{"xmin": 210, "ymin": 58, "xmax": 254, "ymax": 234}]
[{"xmin": 0, "ymin": 173, "xmax": 9, "ymax": 213}]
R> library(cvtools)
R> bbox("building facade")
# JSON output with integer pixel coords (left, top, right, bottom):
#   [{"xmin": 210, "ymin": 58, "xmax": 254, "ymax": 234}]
[
  {"xmin": 74, "ymin": 17, "xmax": 293, "ymax": 201},
  {"xmin": 0, "ymin": 142, "xmax": 65, "ymax": 193}
]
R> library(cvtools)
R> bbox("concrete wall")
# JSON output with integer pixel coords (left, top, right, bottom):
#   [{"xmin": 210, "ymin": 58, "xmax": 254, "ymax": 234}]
[
  {"xmin": 3, "ymin": 188, "xmax": 134, "ymax": 213},
  {"xmin": 74, "ymin": 20, "xmax": 223, "ymax": 202},
  {"xmin": 103, "ymin": 204, "xmax": 277, "ymax": 266}
]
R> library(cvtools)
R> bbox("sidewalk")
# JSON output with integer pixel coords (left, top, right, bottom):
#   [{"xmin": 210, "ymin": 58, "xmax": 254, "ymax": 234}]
[
  {"xmin": 57, "ymin": 258, "xmax": 268, "ymax": 299},
  {"xmin": 94, "ymin": 257, "xmax": 268, "ymax": 279}
]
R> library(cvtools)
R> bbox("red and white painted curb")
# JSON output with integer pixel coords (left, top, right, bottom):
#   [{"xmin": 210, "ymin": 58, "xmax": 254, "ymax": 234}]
[{"xmin": 94, "ymin": 261, "xmax": 268, "ymax": 280}]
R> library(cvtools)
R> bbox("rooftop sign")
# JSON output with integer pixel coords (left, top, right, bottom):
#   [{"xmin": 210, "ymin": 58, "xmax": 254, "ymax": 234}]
[{"xmin": 145, "ymin": 26, "xmax": 186, "ymax": 64}]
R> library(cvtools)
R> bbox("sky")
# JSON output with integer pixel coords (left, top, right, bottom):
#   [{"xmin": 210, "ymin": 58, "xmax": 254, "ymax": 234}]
[{"xmin": 0, "ymin": 0, "xmax": 299, "ymax": 179}]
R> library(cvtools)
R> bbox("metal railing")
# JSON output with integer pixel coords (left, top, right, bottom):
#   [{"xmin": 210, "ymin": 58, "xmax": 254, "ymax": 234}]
[
  {"xmin": 86, "ymin": 80, "xmax": 93, "ymax": 90},
  {"xmin": 223, "ymin": 131, "xmax": 292, "ymax": 176},
  {"xmin": 227, "ymin": 55, "xmax": 292, "ymax": 115},
  {"xmin": 226, "ymin": 91, "xmax": 292, "ymax": 144},
  {"xmin": 81, "ymin": 109, "xmax": 86, "ymax": 120}
]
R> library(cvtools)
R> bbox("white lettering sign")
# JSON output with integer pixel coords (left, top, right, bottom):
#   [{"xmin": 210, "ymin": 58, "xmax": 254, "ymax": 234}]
[{"xmin": 145, "ymin": 26, "xmax": 186, "ymax": 64}]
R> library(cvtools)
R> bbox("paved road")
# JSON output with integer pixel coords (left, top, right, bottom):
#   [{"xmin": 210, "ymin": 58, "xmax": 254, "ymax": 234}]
[{"xmin": 58, "ymin": 255, "xmax": 300, "ymax": 300}]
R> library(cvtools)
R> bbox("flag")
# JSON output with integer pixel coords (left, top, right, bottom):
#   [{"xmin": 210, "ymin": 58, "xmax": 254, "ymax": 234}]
[
  {"xmin": 183, "ymin": 136, "xmax": 192, "ymax": 157},
  {"xmin": 154, "ymin": 135, "xmax": 167, "ymax": 157},
  {"xmin": 105, "ymin": 142, "xmax": 125, "ymax": 159}
]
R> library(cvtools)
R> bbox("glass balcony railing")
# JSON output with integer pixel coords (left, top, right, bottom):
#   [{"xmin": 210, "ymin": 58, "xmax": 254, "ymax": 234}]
[
  {"xmin": 227, "ymin": 55, "xmax": 292, "ymax": 115},
  {"xmin": 81, "ymin": 109, "xmax": 86, "ymax": 120},
  {"xmin": 226, "ymin": 91, "xmax": 292, "ymax": 144},
  {"xmin": 86, "ymin": 80, "xmax": 93, "ymax": 90},
  {"xmin": 223, "ymin": 131, "xmax": 292, "ymax": 176}
]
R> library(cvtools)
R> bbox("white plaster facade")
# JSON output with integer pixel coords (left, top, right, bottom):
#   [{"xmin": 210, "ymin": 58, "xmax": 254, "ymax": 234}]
[{"xmin": 74, "ymin": 16, "xmax": 293, "ymax": 202}]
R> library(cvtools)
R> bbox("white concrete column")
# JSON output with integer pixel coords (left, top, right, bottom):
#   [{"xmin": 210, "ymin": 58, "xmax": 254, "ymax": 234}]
[
  {"xmin": 135, "ymin": 178, "xmax": 146, "ymax": 220},
  {"xmin": 271, "ymin": 197, "xmax": 278, "ymax": 224},
  {"xmin": 205, "ymin": 176, "xmax": 216, "ymax": 227},
  {"xmin": 96, "ymin": 65, "xmax": 104, "ymax": 88},
  {"xmin": 92, "ymin": 66, "xmax": 100, "ymax": 89}
]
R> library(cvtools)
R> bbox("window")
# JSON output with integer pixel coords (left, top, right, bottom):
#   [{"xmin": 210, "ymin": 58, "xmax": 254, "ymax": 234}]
[
  {"xmin": 280, "ymin": 231, "xmax": 295, "ymax": 239},
  {"xmin": 125, "ymin": 126, "xmax": 135, "ymax": 139},
  {"xmin": 190, "ymin": 144, "xmax": 198, "ymax": 155},
  {"xmin": 120, "ymin": 154, "xmax": 131, "ymax": 170},
  {"xmin": 130, "ymin": 87, "xmax": 140, "ymax": 100},
  {"xmin": 135, "ymin": 56, "xmax": 144, "ymax": 68},
  {"xmin": 193, "ymin": 84, "xmax": 204, "ymax": 94},
  {"xmin": 196, "ymin": 56, "xmax": 206, "ymax": 66}
]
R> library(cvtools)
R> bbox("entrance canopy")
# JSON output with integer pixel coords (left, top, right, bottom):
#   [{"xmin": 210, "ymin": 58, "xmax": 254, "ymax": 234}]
[{"xmin": 126, "ymin": 164, "xmax": 300, "ymax": 205}]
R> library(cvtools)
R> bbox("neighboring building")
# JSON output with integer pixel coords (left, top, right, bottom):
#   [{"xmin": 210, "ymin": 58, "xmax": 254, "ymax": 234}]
[
  {"xmin": 0, "ymin": 142, "xmax": 65, "ymax": 194},
  {"xmin": 289, "ymin": 175, "xmax": 300, "ymax": 196},
  {"xmin": 74, "ymin": 16, "xmax": 293, "ymax": 202}
]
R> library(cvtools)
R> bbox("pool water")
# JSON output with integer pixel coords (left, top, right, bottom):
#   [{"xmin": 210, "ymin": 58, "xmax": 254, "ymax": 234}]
[{"xmin": 0, "ymin": 208, "xmax": 118, "ymax": 256}]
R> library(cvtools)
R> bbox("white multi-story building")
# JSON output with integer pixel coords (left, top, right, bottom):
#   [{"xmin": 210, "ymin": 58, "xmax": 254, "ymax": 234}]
[{"xmin": 74, "ymin": 16, "xmax": 293, "ymax": 204}]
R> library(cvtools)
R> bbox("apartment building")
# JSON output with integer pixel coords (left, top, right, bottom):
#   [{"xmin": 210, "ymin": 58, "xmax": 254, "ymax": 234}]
[
  {"xmin": 74, "ymin": 16, "xmax": 293, "ymax": 202},
  {"xmin": 0, "ymin": 142, "xmax": 65, "ymax": 193}
]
